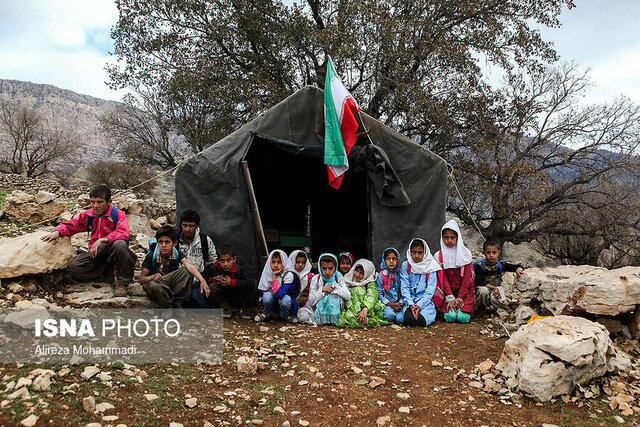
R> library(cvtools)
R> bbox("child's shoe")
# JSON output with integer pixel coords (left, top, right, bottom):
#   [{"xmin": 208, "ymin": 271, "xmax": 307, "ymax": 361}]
[
  {"xmin": 287, "ymin": 316, "xmax": 298, "ymax": 324},
  {"xmin": 239, "ymin": 310, "xmax": 253, "ymax": 320},
  {"xmin": 254, "ymin": 313, "xmax": 270, "ymax": 322}
]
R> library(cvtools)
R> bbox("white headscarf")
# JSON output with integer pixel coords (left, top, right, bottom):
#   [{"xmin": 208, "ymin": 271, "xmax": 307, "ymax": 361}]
[
  {"xmin": 406, "ymin": 238, "xmax": 441, "ymax": 275},
  {"xmin": 439, "ymin": 219, "xmax": 473, "ymax": 269},
  {"xmin": 258, "ymin": 249, "xmax": 293, "ymax": 291},
  {"xmin": 344, "ymin": 259, "xmax": 377, "ymax": 287},
  {"xmin": 288, "ymin": 250, "xmax": 312, "ymax": 292}
]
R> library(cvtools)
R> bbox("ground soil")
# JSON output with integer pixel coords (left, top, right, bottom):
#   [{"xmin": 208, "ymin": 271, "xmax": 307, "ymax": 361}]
[{"xmin": 1, "ymin": 313, "xmax": 636, "ymax": 426}]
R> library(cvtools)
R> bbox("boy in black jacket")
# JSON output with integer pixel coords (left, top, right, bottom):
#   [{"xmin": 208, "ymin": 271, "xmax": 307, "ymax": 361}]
[
  {"xmin": 199, "ymin": 245, "xmax": 256, "ymax": 318},
  {"xmin": 474, "ymin": 240, "xmax": 524, "ymax": 312}
]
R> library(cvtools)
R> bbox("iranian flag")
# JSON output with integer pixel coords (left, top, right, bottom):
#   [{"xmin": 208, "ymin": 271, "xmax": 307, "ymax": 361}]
[{"xmin": 324, "ymin": 57, "xmax": 360, "ymax": 189}]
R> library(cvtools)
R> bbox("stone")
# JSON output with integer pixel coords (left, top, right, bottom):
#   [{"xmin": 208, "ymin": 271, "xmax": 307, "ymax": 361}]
[
  {"xmin": 8, "ymin": 387, "xmax": 30, "ymax": 400},
  {"xmin": 19, "ymin": 414, "xmax": 38, "ymax": 427},
  {"xmin": 351, "ymin": 366, "xmax": 363, "ymax": 375},
  {"xmin": 236, "ymin": 355, "xmax": 258, "ymax": 374},
  {"xmin": 5, "ymin": 191, "xmax": 66, "ymax": 224},
  {"xmin": 144, "ymin": 394, "xmax": 159, "ymax": 401},
  {"xmin": 513, "ymin": 266, "xmax": 640, "ymax": 316},
  {"xmin": 4, "ymin": 308, "xmax": 50, "ymax": 329},
  {"xmin": 8, "ymin": 283, "xmax": 24, "ymax": 293},
  {"xmin": 83, "ymin": 396, "xmax": 96, "ymax": 413},
  {"xmin": 597, "ymin": 318, "xmax": 623, "ymax": 335},
  {"xmin": 515, "ymin": 305, "xmax": 537, "ymax": 325},
  {"xmin": 298, "ymin": 421, "xmax": 310, "ymax": 426},
  {"xmin": 185, "ymin": 397, "xmax": 198, "ymax": 408},
  {"xmin": 477, "ymin": 359, "xmax": 495, "ymax": 374},
  {"xmin": 398, "ymin": 406, "xmax": 410, "ymax": 413},
  {"xmin": 127, "ymin": 214, "xmax": 154, "ymax": 238},
  {"xmin": 496, "ymin": 315, "xmax": 631, "ymax": 401},
  {"xmin": 95, "ymin": 402, "xmax": 115, "ymax": 413},
  {"xmin": 135, "ymin": 234, "xmax": 151, "ymax": 251},
  {"xmin": 81, "ymin": 366, "xmax": 101, "ymax": 380},
  {"xmin": 57, "ymin": 210, "xmax": 73, "ymax": 223},
  {"xmin": 102, "ymin": 415, "xmax": 119, "ymax": 422},
  {"xmin": 468, "ymin": 381, "xmax": 484, "ymax": 389},
  {"xmin": 149, "ymin": 218, "xmax": 162, "ymax": 230},
  {"xmin": 156, "ymin": 216, "xmax": 168, "ymax": 225},
  {"xmin": 0, "ymin": 231, "xmax": 77, "ymax": 279},
  {"xmin": 369, "ymin": 376, "xmax": 386, "ymax": 389},
  {"xmin": 32, "ymin": 369, "xmax": 55, "ymax": 391},
  {"xmin": 376, "ymin": 416, "xmax": 391, "ymax": 425},
  {"xmin": 35, "ymin": 191, "xmax": 56, "ymax": 204}
]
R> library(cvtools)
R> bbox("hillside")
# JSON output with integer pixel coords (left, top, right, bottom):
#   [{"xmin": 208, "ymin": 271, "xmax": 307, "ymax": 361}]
[{"xmin": 0, "ymin": 79, "xmax": 120, "ymax": 168}]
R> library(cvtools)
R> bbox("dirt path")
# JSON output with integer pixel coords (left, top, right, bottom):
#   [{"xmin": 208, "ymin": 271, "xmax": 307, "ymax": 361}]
[{"xmin": 0, "ymin": 315, "xmax": 636, "ymax": 426}]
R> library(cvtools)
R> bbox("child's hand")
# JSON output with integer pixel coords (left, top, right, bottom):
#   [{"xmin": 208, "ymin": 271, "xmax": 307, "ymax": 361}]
[
  {"xmin": 446, "ymin": 300, "xmax": 456, "ymax": 311},
  {"xmin": 515, "ymin": 267, "xmax": 525, "ymax": 278},
  {"xmin": 219, "ymin": 276, "xmax": 231, "ymax": 287},
  {"xmin": 40, "ymin": 230, "xmax": 60, "ymax": 244},
  {"xmin": 322, "ymin": 285, "xmax": 335, "ymax": 293},
  {"xmin": 411, "ymin": 305, "xmax": 420, "ymax": 319},
  {"xmin": 454, "ymin": 298, "xmax": 464, "ymax": 310},
  {"xmin": 200, "ymin": 281, "xmax": 210, "ymax": 297},
  {"xmin": 151, "ymin": 273, "xmax": 163, "ymax": 283},
  {"xmin": 357, "ymin": 308, "xmax": 368, "ymax": 324},
  {"xmin": 491, "ymin": 288, "xmax": 501, "ymax": 299}
]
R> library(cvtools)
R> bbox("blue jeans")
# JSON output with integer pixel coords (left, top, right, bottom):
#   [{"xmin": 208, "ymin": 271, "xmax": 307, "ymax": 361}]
[
  {"xmin": 262, "ymin": 292, "xmax": 292, "ymax": 318},
  {"xmin": 383, "ymin": 305, "xmax": 404, "ymax": 324}
]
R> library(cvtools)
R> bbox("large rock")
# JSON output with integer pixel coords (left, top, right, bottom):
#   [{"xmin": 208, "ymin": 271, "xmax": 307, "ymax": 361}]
[
  {"xmin": 0, "ymin": 231, "xmax": 77, "ymax": 278},
  {"xmin": 5, "ymin": 191, "xmax": 66, "ymax": 224},
  {"xmin": 4, "ymin": 308, "xmax": 50, "ymax": 329},
  {"xmin": 496, "ymin": 315, "xmax": 630, "ymax": 401},
  {"xmin": 35, "ymin": 191, "xmax": 56, "ymax": 204},
  {"xmin": 513, "ymin": 265, "xmax": 640, "ymax": 316},
  {"xmin": 127, "ymin": 214, "xmax": 153, "ymax": 239}
]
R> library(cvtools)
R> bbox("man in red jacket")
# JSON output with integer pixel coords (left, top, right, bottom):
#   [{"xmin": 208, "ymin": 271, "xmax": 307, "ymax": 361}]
[{"xmin": 41, "ymin": 185, "xmax": 136, "ymax": 296}]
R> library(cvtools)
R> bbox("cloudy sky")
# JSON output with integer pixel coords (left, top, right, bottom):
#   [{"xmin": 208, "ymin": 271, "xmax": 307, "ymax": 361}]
[{"xmin": 0, "ymin": 0, "xmax": 639, "ymax": 104}]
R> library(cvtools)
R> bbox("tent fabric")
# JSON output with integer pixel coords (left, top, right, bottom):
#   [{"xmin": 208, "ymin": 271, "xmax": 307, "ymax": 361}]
[
  {"xmin": 351, "ymin": 144, "xmax": 410, "ymax": 207},
  {"xmin": 175, "ymin": 85, "xmax": 448, "ymax": 280}
]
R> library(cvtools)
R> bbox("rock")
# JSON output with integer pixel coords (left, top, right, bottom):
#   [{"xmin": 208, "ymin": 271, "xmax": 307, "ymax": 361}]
[
  {"xmin": 135, "ymin": 234, "xmax": 151, "ymax": 251},
  {"xmin": 156, "ymin": 216, "xmax": 168, "ymax": 225},
  {"xmin": 8, "ymin": 283, "xmax": 24, "ymax": 293},
  {"xmin": 351, "ymin": 366, "xmax": 363, "ymax": 375},
  {"xmin": 513, "ymin": 266, "xmax": 640, "ymax": 316},
  {"xmin": 376, "ymin": 416, "xmax": 391, "ymax": 425},
  {"xmin": 236, "ymin": 355, "xmax": 258, "ymax": 374},
  {"xmin": 431, "ymin": 360, "xmax": 443, "ymax": 367},
  {"xmin": 19, "ymin": 414, "xmax": 38, "ymax": 427},
  {"xmin": 8, "ymin": 387, "xmax": 30, "ymax": 400},
  {"xmin": 149, "ymin": 218, "xmax": 162, "ymax": 230},
  {"xmin": 169, "ymin": 423, "xmax": 184, "ymax": 427},
  {"xmin": 369, "ymin": 376, "xmax": 386, "ymax": 389},
  {"xmin": 35, "ymin": 191, "xmax": 57, "ymax": 204},
  {"xmin": 102, "ymin": 415, "xmax": 119, "ymax": 422},
  {"xmin": 468, "ymin": 381, "xmax": 484, "ymax": 389},
  {"xmin": 597, "ymin": 318, "xmax": 623, "ymax": 335},
  {"xmin": 515, "ymin": 305, "xmax": 538, "ymax": 325},
  {"xmin": 144, "ymin": 394, "xmax": 159, "ymax": 401},
  {"xmin": 5, "ymin": 191, "xmax": 66, "ymax": 224},
  {"xmin": 32, "ymin": 369, "xmax": 55, "ymax": 391},
  {"xmin": 57, "ymin": 210, "xmax": 73, "ymax": 223},
  {"xmin": 81, "ymin": 366, "xmax": 101, "ymax": 380},
  {"xmin": 496, "ymin": 315, "xmax": 631, "ymax": 401},
  {"xmin": 398, "ymin": 406, "xmax": 410, "ymax": 413},
  {"xmin": 0, "ymin": 231, "xmax": 77, "ymax": 279},
  {"xmin": 83, "ymin": 396, "xmax": 96, "ymax": 413},
  {"xmin": 185, "ymin": 397, "xmax": 198, "ymax": 408},
  {"xmin": 396, "ymin": 392, "xmax": 410, "ymax": 399},
  {"xmin": 477, "ymin": 359, "xmax": 495, "ymax": 374},
  {"xmin": 282, "ymin": 422, "xmax": 291, "ymax": 427},
  {"xmin": 127, "ymin": 214, "xmax": 153, "ymax": 238},
  {"xmin": 95, "ymin": 402, "xmax": 115, "ymax": 413},
  {"xmin": 298, "ymin": 421, "xmax": 309, "ymax": 426},
  {"xmin": 86, "ymin": 424, "xmax": 102, "ymax": 427},
  {"xmin": 4, "ymin": 308, "xmax": 50, "ymax": 329}
]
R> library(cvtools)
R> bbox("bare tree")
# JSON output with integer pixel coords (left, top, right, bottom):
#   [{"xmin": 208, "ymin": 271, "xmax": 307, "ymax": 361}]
[
  {"xmin": 0, "ymin": 102, "xmax": 75, "ymax": 177},
  {"xmin": 85, "ymin": 160, "xmax": 157, "ymax": 196},
  {"xmin": 99, "ymin": 91, "xmax": 187, "ymax": 169},
  {"xmin": 446, "ymin": 63, "xmax": 640, "ymax": 247}
]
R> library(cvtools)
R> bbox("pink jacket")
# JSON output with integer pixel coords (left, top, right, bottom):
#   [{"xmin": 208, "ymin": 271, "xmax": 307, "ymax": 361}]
[{"xmin": 55, "ymin": 206, "xmax": 130, "ymax": 249}]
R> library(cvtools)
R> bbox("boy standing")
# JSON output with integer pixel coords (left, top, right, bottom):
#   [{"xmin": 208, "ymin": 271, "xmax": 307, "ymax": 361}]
[
  {"xmin": 474, "ymin": 240, "xmax": 524, "ymax": 312},
  {"xmin": 200, "ymin": 245, "xmax": 256, "ymax": 318},
  {"xmin": 140, "ymin": 225, "xmax": 209, "ymax": 317},
  {"xmin": 41, "ymin": 184, "xmax": 136, "ymax": 296},
  {"xmin": 178, "ymin": 209, "xmax": 217, "ymax": 274}
]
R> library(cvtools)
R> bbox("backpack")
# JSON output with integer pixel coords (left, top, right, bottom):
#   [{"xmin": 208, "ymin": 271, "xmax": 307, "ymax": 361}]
[
  {"xmin": 473, "ymin": 259, "xmax": 503, "ymax": 283},
  {"xmin": 85, "ymin": 207, "xmax": 127, "ymax": 242},
  {"xmin": 147, "ymin": 240, "xmax": 180, "ymax": 270},
  {"xmin": 178, "ymin": 231, "xmax": 211, "ymax": 264}
]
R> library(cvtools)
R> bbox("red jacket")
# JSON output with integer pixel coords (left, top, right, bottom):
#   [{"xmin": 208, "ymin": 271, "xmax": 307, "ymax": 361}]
[{"xmin": 55, "ymin": 205, "xmax": 130, "ymax": 249}]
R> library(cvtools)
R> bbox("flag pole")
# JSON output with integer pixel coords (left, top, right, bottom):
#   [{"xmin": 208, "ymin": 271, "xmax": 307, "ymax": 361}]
[{"xmin": 356, "ymin": 110, "xmax": 374, "ymax": 145}]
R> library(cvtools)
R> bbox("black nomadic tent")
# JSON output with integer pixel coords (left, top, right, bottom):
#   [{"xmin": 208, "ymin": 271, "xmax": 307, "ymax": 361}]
[{"xmin": 175, "ymin": 86, "xmax": 447, "ymax": 279}]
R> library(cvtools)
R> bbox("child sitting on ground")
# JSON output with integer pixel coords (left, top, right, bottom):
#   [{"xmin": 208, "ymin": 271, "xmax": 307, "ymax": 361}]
[
  {"xmin": 196, "ymin": 245, "xmax": 256, "ymax": 319},
  {"xmin": 474, "ymin": 240, "xmax": 524, "ymax": 312},
  {"xmin": 288, "ymin": 250, "xmax": 313, "ymax": 308},
  {"xmin": 338, "ymin": 252, "xmax": 354, "ymax": 275},
  {"xmin": 139, "ymin": 225, "xmax": 209, "ymax": 318},
  {"xmin": 297, "ymin": 253, "xmax": 350, "ymax": 325},
  {"xmin": 400, "ymin": 238, "xmax": 440, "ymax": 327},
  {"xmin": 434, "ymin": 220, "xmax": 474, "ymax": 323},
  {"xmin": 376, "ymin": 248, "xmax": 404, "ymax": 324},
  {"xmin": 255, "ymin": 250, "xmax": 300, "ymax": 322},
  {"xmin": 336, "ymin": 259, "xmax": 389, "ymax": 328}
]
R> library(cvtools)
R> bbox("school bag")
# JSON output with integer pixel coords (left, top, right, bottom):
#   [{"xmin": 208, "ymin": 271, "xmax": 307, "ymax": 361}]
[
  {"xmin": 84, "ymin": 207, "xmax": 128, "ymax": 243},
  {"xmin": 473, "ymin": 259, "xmax": 503, "ymax": 283},
  {"xmin": 146, "ymin": 239, "xmax": 180, "ymax": 270}
]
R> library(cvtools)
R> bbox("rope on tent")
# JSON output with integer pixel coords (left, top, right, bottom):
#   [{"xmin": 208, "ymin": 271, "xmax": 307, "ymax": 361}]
[
  {"xmin": 446, "ymin": 163, "xmax": 486, "ymax": 241},
  {"xmin": 0, "ymin": 164, "xmax": 181, "ymax": 237}
]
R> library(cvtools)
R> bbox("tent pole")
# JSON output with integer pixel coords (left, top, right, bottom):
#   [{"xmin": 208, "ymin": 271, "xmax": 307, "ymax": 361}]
[{"xmin": 242, "ymin": 161, "xmax": 269, "ymax": 265}]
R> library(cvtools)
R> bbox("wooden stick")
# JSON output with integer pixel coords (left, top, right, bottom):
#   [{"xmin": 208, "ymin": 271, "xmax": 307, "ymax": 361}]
[{"xmin": 242, "ymin": 161, "xmax": 269, "ymax": 264}]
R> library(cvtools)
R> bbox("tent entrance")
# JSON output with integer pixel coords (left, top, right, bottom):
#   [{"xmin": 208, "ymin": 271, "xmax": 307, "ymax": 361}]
[{"xmin": 244, "ymin": 135, "xmax": 370, "ymax": 263}]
